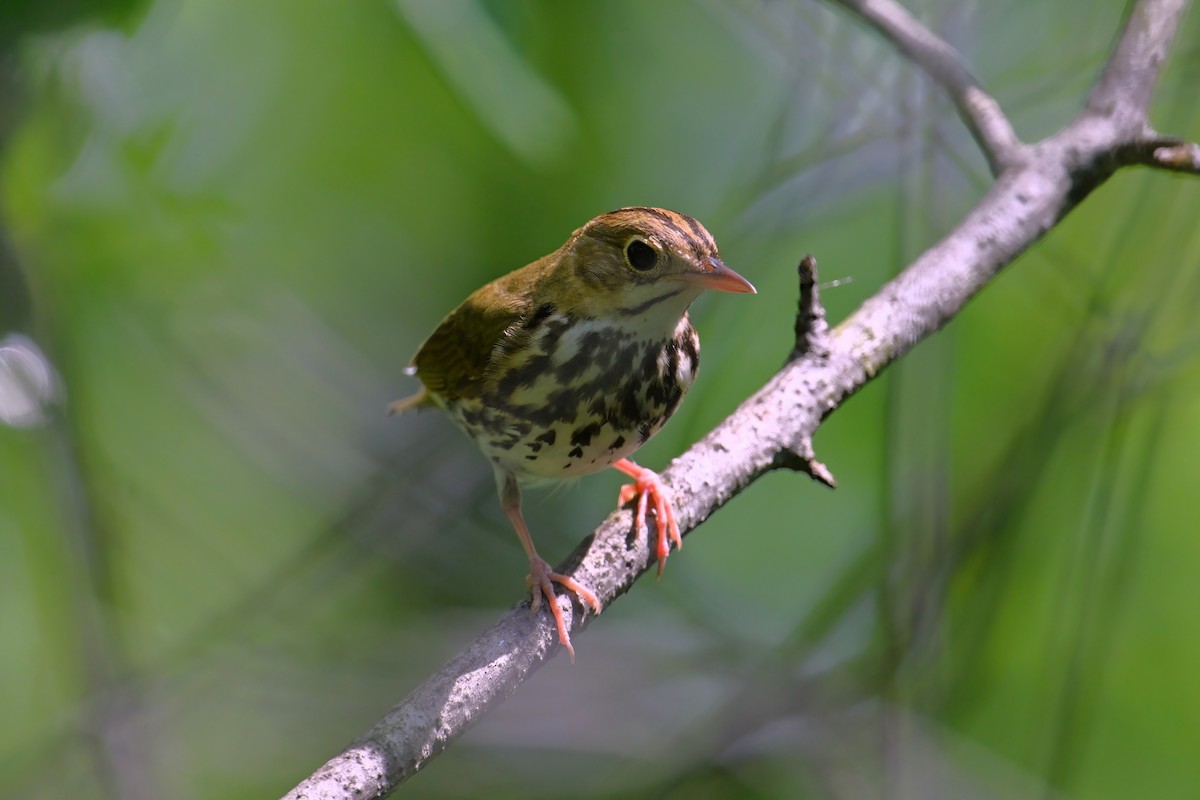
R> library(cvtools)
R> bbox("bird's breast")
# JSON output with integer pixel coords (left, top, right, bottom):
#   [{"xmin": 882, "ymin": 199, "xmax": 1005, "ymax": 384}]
[{"xmin": 443, "ymin": 314, "xmax": 700, "ymax": 480}]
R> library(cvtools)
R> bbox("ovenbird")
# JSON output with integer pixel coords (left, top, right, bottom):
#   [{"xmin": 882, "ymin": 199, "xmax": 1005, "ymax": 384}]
[{"xmin": 391, "ymin": 207, "xmax": 755, "ymax": 659}]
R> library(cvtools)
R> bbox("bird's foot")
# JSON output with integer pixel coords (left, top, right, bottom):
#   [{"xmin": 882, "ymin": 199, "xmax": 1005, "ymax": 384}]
[
  {"xmin": 614, "ymin": 459, "xmax": 681, "ymax": 578},
  {"xmin": 526, "ymin": 557, "xmax": 601, "ymax": 662}
]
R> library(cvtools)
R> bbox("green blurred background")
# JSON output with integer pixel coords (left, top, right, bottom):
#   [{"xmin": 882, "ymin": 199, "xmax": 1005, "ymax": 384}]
[{"xmin": 1, "ymin": 1, "xmax": 1198, "ymax": 797}]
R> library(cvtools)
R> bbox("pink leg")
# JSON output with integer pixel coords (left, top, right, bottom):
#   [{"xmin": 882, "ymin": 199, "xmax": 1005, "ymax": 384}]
[
  {"xmin": 498, "ymin": 473, "xmax": 600, "ymax": 662},
  {"xmin": 613, "ymin": 458, "xmax": 681, "ymax": 578}
]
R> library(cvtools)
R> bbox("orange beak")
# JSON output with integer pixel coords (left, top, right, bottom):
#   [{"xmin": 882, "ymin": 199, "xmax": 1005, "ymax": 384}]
[{"xmin": 686, "ymin": 256, "xmax": 757, "ymax": 294}]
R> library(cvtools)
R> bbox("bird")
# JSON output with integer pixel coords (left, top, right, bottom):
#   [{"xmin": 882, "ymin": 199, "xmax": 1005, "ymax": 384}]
[{"xmin": 390, "ymin": 207, "xmax": 755, "ymax": 659}]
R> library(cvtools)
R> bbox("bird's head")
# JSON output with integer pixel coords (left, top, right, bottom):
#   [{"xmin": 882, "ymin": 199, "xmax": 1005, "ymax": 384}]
[{"xmin": 550, "ymin": 207, "xmax": 755, "ymax": 324}]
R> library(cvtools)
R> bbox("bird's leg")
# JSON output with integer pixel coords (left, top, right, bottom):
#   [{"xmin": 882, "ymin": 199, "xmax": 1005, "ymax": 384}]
[
  {"xmin": 613, "ymin": 458, "xmax": 681, "ymax": 578},
  {"xmin": 497, "ymin": 472, "xmax": 601, "ymax": 662}
]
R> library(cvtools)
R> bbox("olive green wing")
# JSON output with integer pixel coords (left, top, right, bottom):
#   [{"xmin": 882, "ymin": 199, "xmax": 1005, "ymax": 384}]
[{"xmin": 407, "ymin": 280, "xmax": 528, "ymax": 404}]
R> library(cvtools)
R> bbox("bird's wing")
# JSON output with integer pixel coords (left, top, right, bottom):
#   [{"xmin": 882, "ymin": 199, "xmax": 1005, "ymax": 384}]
[{"xmin": 410, "ymin": 279, "xmax": 527, "ymax": 403}]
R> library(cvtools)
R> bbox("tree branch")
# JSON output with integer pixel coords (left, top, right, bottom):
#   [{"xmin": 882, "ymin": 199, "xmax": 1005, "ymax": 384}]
[
  {"xmin": 1086, "ymin": 0, "xmax": 1191, "ymax": 130},
  {"xmin": 830, "ymin": 0, "xmax": 1023, "ymax": 175},
  {"xmin": 282, "ymin": 0, "xmax": 1195, "ymax": 796}
]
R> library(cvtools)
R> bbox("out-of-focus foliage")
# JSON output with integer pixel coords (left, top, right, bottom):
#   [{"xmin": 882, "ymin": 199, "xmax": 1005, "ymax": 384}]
[{"xmin": 1, "ymin": 0, "xmax": 1198, "ymax": 797}]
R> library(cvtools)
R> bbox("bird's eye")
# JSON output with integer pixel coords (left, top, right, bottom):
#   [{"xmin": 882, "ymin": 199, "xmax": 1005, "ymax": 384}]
[{"xmin": 624, "ymin": 238, "xmax": 658, "ymax": 272}]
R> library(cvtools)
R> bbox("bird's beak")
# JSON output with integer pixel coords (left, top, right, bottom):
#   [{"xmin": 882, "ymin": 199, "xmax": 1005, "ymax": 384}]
[{"xmin": 685, "ymin": 256, "xmax": 757, "ymax": 294}]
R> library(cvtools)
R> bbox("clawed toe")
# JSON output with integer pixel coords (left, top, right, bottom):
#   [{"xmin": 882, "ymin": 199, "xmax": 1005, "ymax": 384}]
[
  {"xmin": 526, "ymin": 558, "xmax": 601, "ymax": 662},
  {"xmin": 613, "ymin": 459, "xmax": 682, "ymax": 578}
]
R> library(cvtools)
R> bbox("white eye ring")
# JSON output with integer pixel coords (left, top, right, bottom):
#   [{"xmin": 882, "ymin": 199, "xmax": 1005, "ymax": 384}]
[{"xmin": 624, "ymin": 237, "xmax": 658, "ymax": 272}]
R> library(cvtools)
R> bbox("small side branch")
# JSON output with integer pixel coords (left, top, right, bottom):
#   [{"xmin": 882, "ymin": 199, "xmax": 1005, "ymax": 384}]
[
  {"xmin": 831, "ymin": 0, "xmax": 1023, "ymax": 175},
  {"xmin": 1151, "ymin": 140, "xmax": 1200, "ymax": 173},
  {"xmin": 1115, "ymin": 137, "xmax": 1200, "ymax": 174},
  {"xmin": 787, "ymin": 254, "xmax": 836, "ymax": 488},
  {"xmin": 791, "ymin": 254, "xmax": 831, "ymax": 361}
]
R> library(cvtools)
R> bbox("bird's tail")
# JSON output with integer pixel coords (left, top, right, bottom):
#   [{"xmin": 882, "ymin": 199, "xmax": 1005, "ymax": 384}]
[{"xmin": 387, "ymin": 385, "xmax": 432, "ymax": 415}]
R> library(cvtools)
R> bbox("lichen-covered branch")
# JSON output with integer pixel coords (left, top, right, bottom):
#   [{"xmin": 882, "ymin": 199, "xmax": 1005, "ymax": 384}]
[{"xmin": 282, "ymin": 0, "xmax": 1196, "ymax": 797}]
